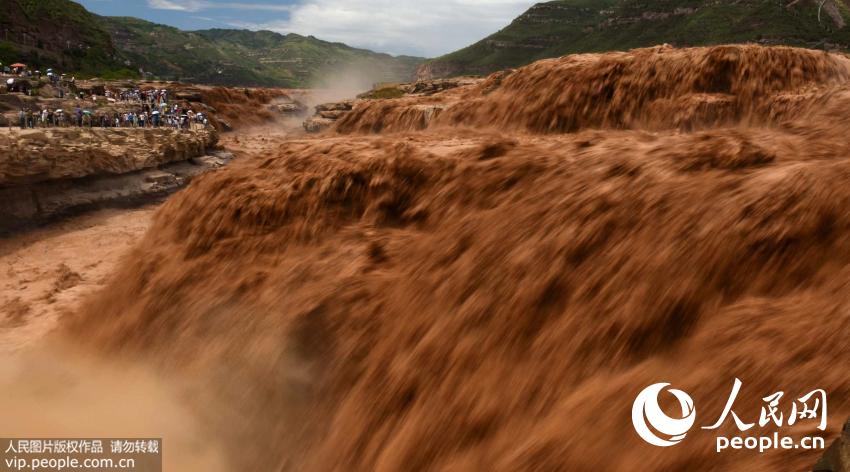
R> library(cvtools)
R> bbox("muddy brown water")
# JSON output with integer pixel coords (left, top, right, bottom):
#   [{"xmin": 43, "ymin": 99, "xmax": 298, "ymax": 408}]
[{"xmin": 4, "ymin": 45, "xmax": 850, "ymax": 471}]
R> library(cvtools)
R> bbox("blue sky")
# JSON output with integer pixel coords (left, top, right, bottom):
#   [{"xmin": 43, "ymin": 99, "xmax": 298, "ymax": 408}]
[{"xmin": 74, "ymin": 0, "xmax": 537, "ymax": 58}]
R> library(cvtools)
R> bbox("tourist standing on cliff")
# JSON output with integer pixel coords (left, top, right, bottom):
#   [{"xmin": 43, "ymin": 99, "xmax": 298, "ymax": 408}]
[
  {"xmin": 18, "ymin": 109, "xmax": 25, "ymax": 129},
  {"xmin": 74, "ymin": 107, "xmax": 82, "ymax": 127}
]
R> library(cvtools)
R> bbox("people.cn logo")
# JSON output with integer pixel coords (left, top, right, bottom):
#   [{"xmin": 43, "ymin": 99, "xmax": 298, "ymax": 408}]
[{"xmin": 632, "ymin": 383, "xmax": 696, "ymax": 447}]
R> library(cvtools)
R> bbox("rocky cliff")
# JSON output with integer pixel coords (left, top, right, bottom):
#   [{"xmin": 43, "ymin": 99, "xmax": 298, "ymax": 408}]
[
  {"xmin": 0, "ymin": 128, "xmax": 221, "ymax": 233},
  {"xmin": 0, "ymin": 128, "xmax": 217, "ymax": 186}
]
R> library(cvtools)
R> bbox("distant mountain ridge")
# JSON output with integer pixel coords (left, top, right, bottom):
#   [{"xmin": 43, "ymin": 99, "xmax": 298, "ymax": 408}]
[
  {"xmin": 104, "ymin": 19, "xmax": 424, "ymax": 87},
  {"xmin": 420, "ymin": 0, "xmax": 850, "ymax": 79},
  {"xmin": 0, "ymin": 0, "xmax": 423, "ymax": 87}
]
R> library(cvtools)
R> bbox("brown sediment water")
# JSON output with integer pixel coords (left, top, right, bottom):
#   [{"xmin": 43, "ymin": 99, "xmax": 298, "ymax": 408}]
[
  {"xmin": 336, "ymin": 44, "xmax": 850, "ymax": 134},
  {"xmin": 51, "ymin": 45, "xmax": 850, "ymax": 470},
  {"xmin": 200, "ymin": 87, "xmax": 292, "ymax": 130}
]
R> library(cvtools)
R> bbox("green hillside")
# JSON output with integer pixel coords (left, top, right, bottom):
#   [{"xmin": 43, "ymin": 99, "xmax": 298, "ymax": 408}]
[
  {"xmin": 0, "ymin": 0, "xmax": 135, "ymax": 78},
  {"xmin": 103, "ymin": 19, "xmax": 423, "ymax": 87},
  {"xmin": 0, "ymin": 0, "xmax": 423, "ymax": 86},
  {"xmin": 421, "ymin": 0, "xmax": 850, "ymax": 78}
]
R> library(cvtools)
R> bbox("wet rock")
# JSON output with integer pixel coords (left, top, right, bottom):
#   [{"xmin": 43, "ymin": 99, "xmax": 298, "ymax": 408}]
[
  {"xmin": 209, "ymin": 150, "xmax": 234, "ymax": 162},
  {"xmin": 302, "ymin": 100, "xmax": 356, "ymax": 132},
  {"xmin": 144, "ymin": 170, "xmax": 178, "ymax": 186},
  {"xmin": 317, "ymin": 110, "xmax": 348, "ymax": 120},
  {"xmin": 315, "ymin": 100, "xmax": 354, "ymax": 113},
  {"xmin": 0, "ymin": 154, "xmax": 227, "ymax": 234},
  {"xmin": 303, "ymin": 117, "xmax": 335, "ymax": 133},
  {"xmin": 271, "ymin": 102, "xmax": 307, "ymax": 114},
  {"xmin": 402, "ymin": 77, "xmax": 482, "ymax": 96},
  {"xmin": 191, "ymin": 155, "xmax": 227, "ymax": 168}
]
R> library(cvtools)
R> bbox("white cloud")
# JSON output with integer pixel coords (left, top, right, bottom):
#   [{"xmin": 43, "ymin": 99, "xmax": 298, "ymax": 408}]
[
  {"xmin": 147, "ymin": 0, "xmax": 205, "ymax": 11},
  {"xmin": 171, "ymin": 0, "xmax": 536, "ymax": 57},
  {"xmin": 146, "ymin": 0, "xmax": 292, "ymax": 12}
]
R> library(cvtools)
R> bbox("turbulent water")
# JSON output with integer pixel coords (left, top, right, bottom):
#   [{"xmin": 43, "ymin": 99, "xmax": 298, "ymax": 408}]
[
  {"xmin": 200, "ymin": 86, "xmax": 292, "ymax": 130},
  {"xmin": 63, "ymin": 45, "xmax": 850, "ymax": 470}
]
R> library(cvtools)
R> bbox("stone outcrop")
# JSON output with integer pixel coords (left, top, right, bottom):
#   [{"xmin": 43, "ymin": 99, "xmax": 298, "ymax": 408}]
[
  {"xmin": 0, "ymin": 127, "xmax": 221, "ymax": 233},
  {"xmin": 269, "ymin": 95, "xmax": 309, "ymax": 116},
  {"xmin": 0, "ymin": 128, "xmax": 218, "ymax": 186},
  {"xmin": 400, "ymin": 77, "xmax": 482, "ymax": 96},
  {"xmin": 0, "ymin": 151, "xmax": 232, "ymax": 234},
  {"xmin": 303, "ymin": 100, "xmax": 354, "ymax": 133},
  {"xmin": 415, "ymin": 61, "xmax": 467, "ymax": 81},
  {"xmin": 303, "ymin": 116, "xmax": 336, "ymax": 133},
  {"xmin": 315, "ymin": 101, "xmax": 355, "ymax": 113},
  {"xmin": 272, "ymin": 102, "xmax": 308, "ymax": 115}
]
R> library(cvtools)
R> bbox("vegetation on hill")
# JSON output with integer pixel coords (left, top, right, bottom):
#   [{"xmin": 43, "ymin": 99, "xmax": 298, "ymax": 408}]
[
  {"xmin": 103, "ymin": 18, "xmax": 423, "ymax": 87},
  {"xmin": 420, "ymin": 0, "xmax": 850, "ymax": 78},
  {"xmin": 0, "ymin": 0, "xmax": 422, "ymax": 86},
  {"xmin": 0, "ymin": 0, "xmax": 135, "ymax": 78}
]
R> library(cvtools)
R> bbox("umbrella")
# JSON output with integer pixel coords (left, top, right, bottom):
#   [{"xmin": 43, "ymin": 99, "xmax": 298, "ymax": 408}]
[
  {"xmin": 55, "ymin": 109, "xmax": 63, "ymax": 113},
  {"xmin": 46, "ymin": 68, "xmax": 53, "ymax": 72},
  {"xmin": 6, "ymin": 79, "xmax": 13, "ymax": 85},
  {"xmin": 10, "ymin": 63, "xmax": 26, "ymax": 68}
]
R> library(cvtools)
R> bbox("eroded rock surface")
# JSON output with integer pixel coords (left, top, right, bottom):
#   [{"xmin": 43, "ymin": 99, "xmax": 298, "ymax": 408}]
[
  {"xmin": 0, "ymin": 151, "xmax": 232, "ymax": 234},
  {"xmin": 0, "ymin": 128, "xmax": 218, "ymax": 186},
  {"xmin": 303, "ymin": 100, "xmax": 354, "ymax": 133}
]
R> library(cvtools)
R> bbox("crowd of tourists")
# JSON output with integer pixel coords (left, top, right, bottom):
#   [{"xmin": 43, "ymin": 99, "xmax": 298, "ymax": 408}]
[
  {"xmin": 14, "ymin": 105, "xmax": 208, "ymax": 130},
  {"xmin": 3, "ymin": 61, "xmax": 211, "ymax": 131},
  {"xmin": 106, "ymin": 88, "xmax": 169, "ymax": 105},
  {"xmin": 3, "ymin": 67, "xmax": 69, "ymax": 95}
]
